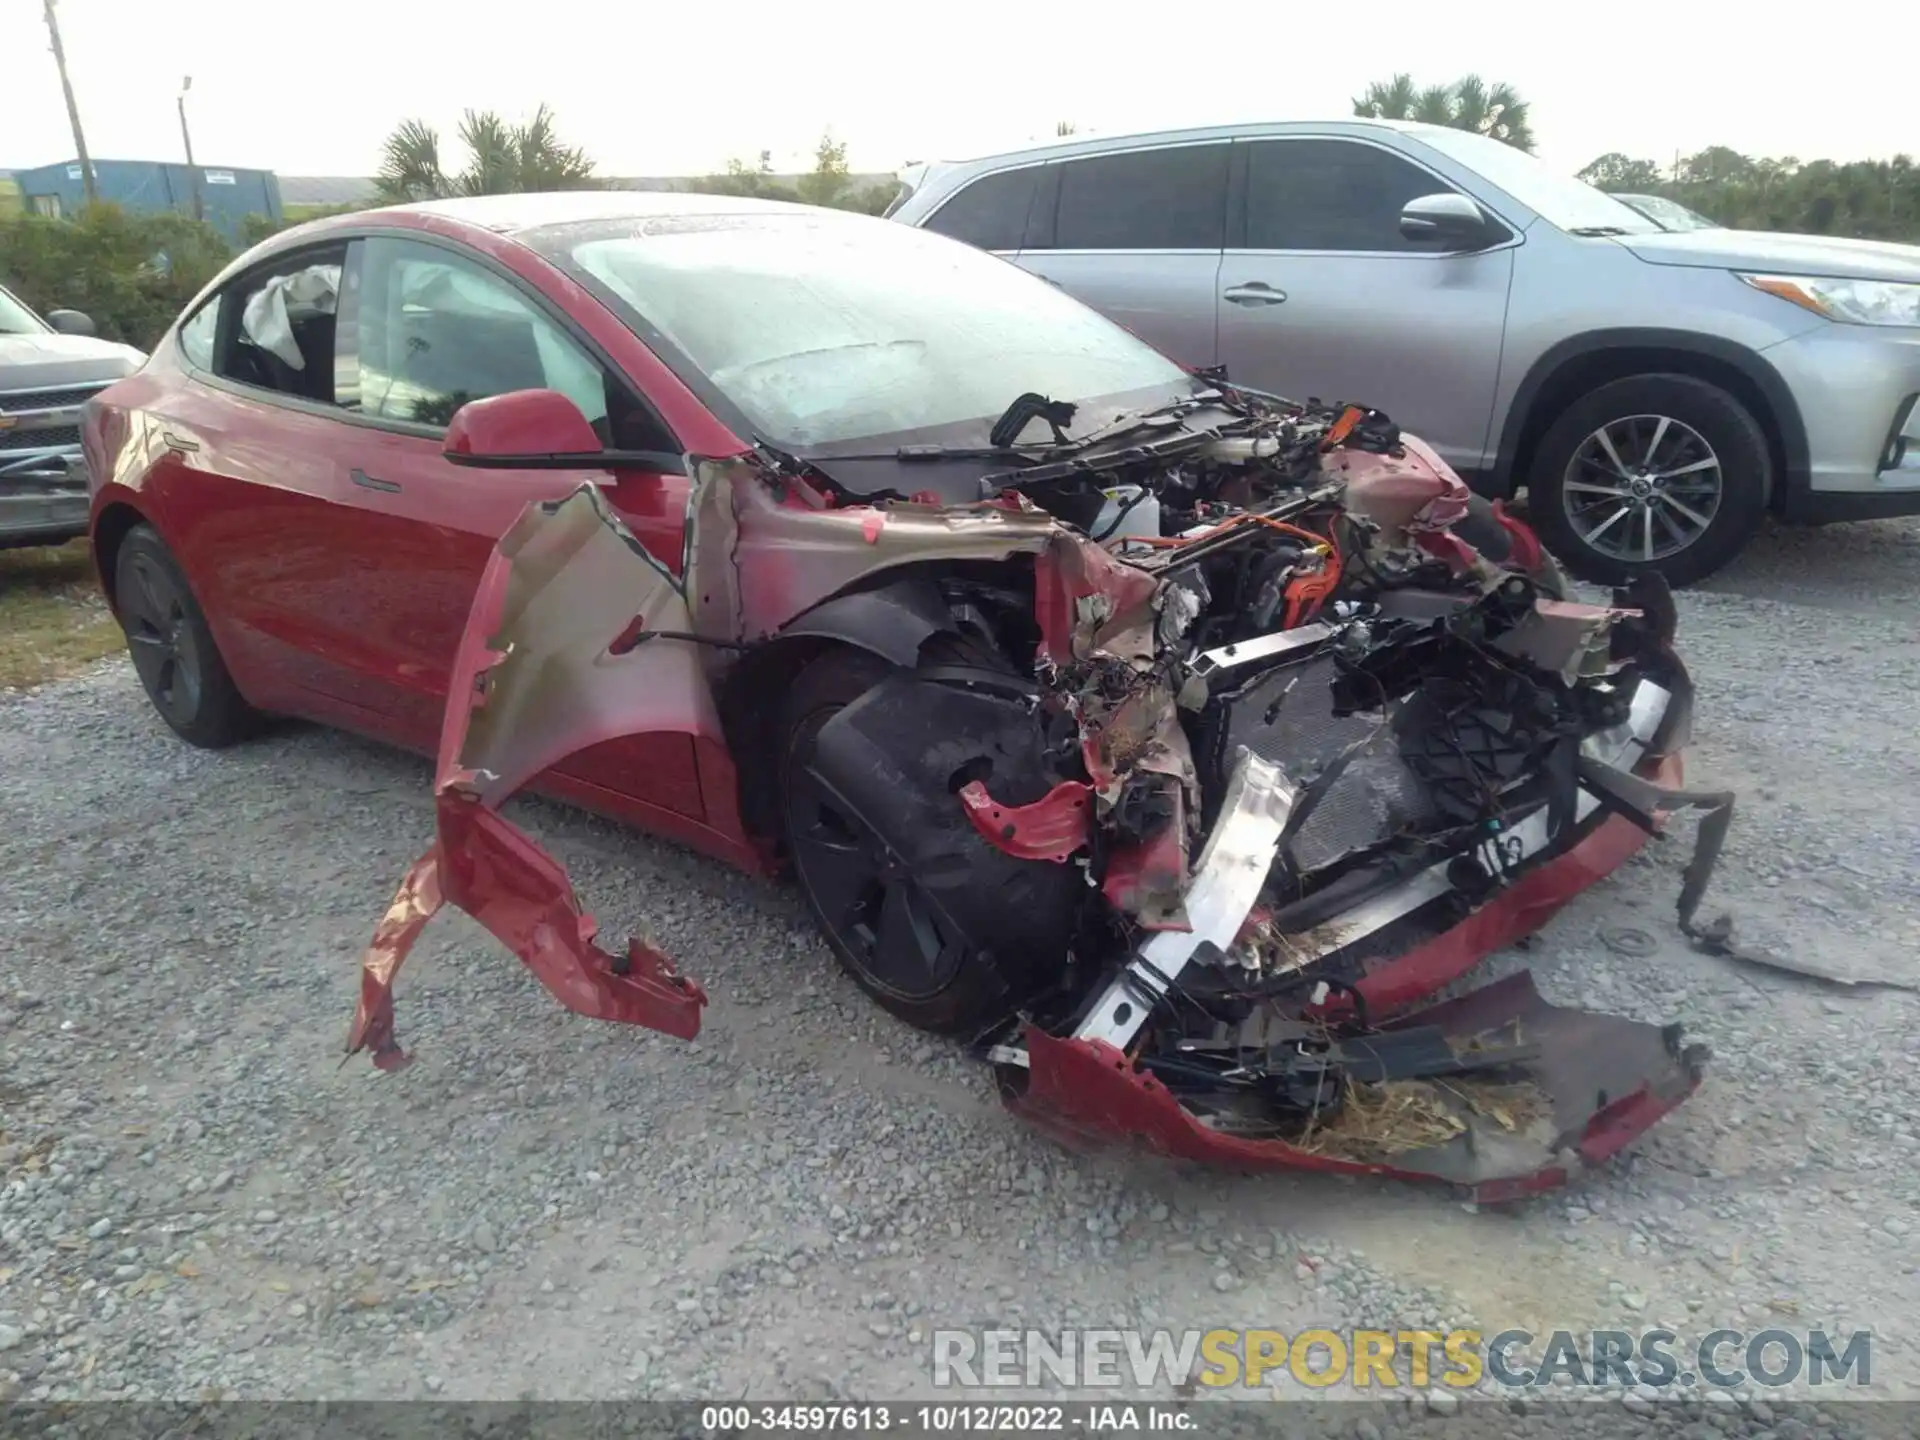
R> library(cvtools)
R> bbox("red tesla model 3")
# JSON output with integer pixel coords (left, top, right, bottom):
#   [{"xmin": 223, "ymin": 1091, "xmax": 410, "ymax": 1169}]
[{"xmin": 81, "ymin": 193, "xmax": 1715, "ymax": 1199}]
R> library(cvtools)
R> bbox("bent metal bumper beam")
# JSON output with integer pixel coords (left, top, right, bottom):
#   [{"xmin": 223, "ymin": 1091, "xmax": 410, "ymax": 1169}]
[{"xmin": 1075, "ymin": 676, "xmax": 1674, "ymax": 1053}]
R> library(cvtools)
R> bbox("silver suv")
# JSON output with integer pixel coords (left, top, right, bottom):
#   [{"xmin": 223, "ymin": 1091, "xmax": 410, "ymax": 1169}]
[
  {"xmin": 1, "ymin": 284, "xmax": 145, "ymax": 547},
  {"xmin": 888, "ymin": 120, "xmax": 1920, "ymax": 585}
]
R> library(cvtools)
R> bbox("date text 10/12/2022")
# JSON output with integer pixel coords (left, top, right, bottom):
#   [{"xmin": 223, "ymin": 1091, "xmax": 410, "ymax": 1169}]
[{"xmin": 700, "ymin": 1407, "xmax": 1193, "ymax": 1432}]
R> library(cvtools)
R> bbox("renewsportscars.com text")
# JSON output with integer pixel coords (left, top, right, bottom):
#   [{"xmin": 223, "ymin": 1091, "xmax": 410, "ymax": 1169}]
[{"xmin": 930, "ymin": 1327, "xmax": 1872, "ymax": 1392}]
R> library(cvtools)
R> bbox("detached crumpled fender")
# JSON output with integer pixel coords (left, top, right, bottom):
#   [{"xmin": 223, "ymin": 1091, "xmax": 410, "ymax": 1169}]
[
  {"xmin": 347, "ymin": 484, "xmax": 714, "ymax": 1070},
  {"xmin": 349, "ymin": 456, "xmax": 1091, "ymax": 1070}
]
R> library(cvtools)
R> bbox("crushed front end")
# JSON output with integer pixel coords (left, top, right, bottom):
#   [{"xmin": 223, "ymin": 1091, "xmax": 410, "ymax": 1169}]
[
  {"xmin": 989, "ymin": 563, "xmax": 1716, "ymax": 1200},
  {"xmin": 350, "ymin": 381, "xmax": 1721, "ymax": 1200}
]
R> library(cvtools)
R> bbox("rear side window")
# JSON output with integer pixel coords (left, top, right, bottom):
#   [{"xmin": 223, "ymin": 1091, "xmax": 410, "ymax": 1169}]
[
  {"xmin": 1047, "ymin": 144, "xmax": 1229, "ymax": 251},
  {"xmin": 210, "ymin": 243, "xmax": 350, "ymax": 404},
  {"xmin": 923, "ymin": 167, "xmax": 1041, "ymax": 251},
  {"xmin": 1242, "ymin": 139, "xmax": 1457, "ymax": 252}
]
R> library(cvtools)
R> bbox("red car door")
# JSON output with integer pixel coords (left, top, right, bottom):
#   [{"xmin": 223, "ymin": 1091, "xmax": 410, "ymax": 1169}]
[
  {"xmin": 314, "ymin": 233, "xmax": 705, "ymax": 818},
  {"xmin": 140, "ymin": 238, "xmax": 387, "ymax": 720}
]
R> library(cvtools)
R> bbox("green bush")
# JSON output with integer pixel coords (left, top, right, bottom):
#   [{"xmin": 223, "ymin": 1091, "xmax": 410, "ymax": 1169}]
[{"xmin": 0, "ymin": 204, "xmax": 233, "ymax": 351}]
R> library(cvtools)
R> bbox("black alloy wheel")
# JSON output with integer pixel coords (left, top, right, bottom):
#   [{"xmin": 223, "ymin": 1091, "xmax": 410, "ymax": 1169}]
[
  {"xmin": 113, "ymin": 524, "xmax": 259, "ymax": 748},
  {"xmin": 777, "ymin": 649, "xmax": 1007, "ymax": 1034}
]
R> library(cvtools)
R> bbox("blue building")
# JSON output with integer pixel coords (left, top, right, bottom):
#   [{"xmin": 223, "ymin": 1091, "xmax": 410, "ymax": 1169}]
[{"xmin": 12, "ymin": 158, "xmax": 283, "ymax": 243}]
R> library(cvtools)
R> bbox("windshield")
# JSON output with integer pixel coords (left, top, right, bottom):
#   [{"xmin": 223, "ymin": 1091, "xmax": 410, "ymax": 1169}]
[
  {"xmin": 0, "ymin": 286, "xmax": 49, "ymax": 336},
  {"xmin": 1411, "ymin": 129, "xmax": 1664, "ymax": 236},
  {"xmin": 1613, "ymin": 194, "xmax": 1721, "ymax": 233},
  {"xmin": 537, "ymin": 213, "xmax": 1194, "ymax": 450}
]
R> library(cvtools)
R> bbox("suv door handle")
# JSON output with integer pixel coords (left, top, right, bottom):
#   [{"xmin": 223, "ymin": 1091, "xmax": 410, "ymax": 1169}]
[
  {"xmin": 351, "ymin": 468, "xmax": 402, "ymax": 494},
  {"xmin": 1223, "ymin": 283, "xmax": 1287, "ymax": 306}
]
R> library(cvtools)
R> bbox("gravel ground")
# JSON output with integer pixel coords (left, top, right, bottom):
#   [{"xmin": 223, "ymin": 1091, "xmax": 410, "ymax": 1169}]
[{"xmin": 3, "ymin": 516, "xmax": 1918, "ymax": 1434}]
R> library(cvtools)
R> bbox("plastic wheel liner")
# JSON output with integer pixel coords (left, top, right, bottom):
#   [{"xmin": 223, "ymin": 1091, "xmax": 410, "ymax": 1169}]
[{"xmin": 348, "ymin": 410, "xmax": 1724, "ymax": 1200}]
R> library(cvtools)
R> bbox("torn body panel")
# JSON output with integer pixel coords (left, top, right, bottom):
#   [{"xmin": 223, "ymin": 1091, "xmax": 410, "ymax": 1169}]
[
  {"xmin": 958, "ymin": 778, "xmax": 1093, "ymax": 863},
  {"xmin": 1032, "ymin": 531, "xmax": 1162, "ymax": 667},
  {"xmin": 1012, "ymin": 969, "xmax": 1707, "ymax": 1204},
  {"xmin": 347, "ymin": 484, "xmax": 712, "ymax": 1070},
  {"xmin": 449, "ymin": 478, "xmax": 726, "ymax": 803},
  {"xmin": 692, "ymin": 456, "xmax": 1062, "ymax": 648}
]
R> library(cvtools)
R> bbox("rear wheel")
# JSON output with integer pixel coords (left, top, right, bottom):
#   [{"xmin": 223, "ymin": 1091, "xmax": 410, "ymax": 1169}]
[
  {"xmin": 114, "ymin": 525, "xmax": 260, "ymax": 748},
  {"xmin": 1527, "ymin": 374, "xmax": 1769, "ymax": 588},
  {"xmin": 778, "ymin": 648, "xmax": 1010, "ymax": 1035}
]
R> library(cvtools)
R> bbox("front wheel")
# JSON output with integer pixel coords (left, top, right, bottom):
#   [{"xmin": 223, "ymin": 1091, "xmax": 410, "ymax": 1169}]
[
  {"xmin": 1526, "ymin": 374, "xmax": 1770, "ymax": 588},
  {"xmin": 777, "ymin": 649, "xmax": 1013, "ymax": 1035}
]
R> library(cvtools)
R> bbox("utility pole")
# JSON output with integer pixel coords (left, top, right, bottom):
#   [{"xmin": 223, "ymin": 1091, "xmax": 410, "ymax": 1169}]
[
  {"xmin": 178, "ymin": 76, "xmax": 203, "ymax": 221},
  {"xmin": 41, "ymin": 0, "xmax": 98, "ymax": 206}
]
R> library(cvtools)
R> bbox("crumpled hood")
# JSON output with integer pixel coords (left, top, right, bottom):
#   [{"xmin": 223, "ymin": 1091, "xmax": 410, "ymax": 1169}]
[
  {"xmin": 0, "ymin": 331, "xmax": 146, "ymax": 392},
  {"xmin": 1620, "ymin": 227, "xmax": 1920, "ymax": 282}
]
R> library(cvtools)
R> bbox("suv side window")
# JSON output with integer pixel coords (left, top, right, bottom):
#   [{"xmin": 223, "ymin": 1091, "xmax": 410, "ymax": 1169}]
[
  {"xmin": 924, "ymin": 167, "xmax": 1040, "ymax": 251},
  {"xmin": 1242, "ymin": 139, "xmax": 1459, "ymax": 252},
  {"xmin": 210, "ymin": 242, "xmax": 351, "ymax": 404},
  {"xmin": 350, "ymin": 235, "xmax": 673, "ymax": 450},
  {"xmin": 1044, "ymin": 143, "xmax": 1230, "ymax": 251}
]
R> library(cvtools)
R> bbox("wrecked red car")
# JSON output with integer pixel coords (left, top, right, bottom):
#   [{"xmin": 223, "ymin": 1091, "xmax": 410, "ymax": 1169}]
[{"xmin": 84, "ymin": 194, "xmax": 1723, "ymax": 1201}]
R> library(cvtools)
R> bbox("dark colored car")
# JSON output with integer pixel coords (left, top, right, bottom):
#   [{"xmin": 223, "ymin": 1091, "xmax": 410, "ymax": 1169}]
[
  {"xmin": 1, "ymin": 283, "xmax": 144, "ymax": 547},
  {"xmin": 83, "ymin": 193, "xmax": 1723, "ymax": 1199}
]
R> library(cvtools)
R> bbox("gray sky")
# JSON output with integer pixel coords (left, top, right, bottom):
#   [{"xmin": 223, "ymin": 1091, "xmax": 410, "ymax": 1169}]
[{"xmin": 5, "ymin": 0, "xmax": 1911, "ymax": 181}]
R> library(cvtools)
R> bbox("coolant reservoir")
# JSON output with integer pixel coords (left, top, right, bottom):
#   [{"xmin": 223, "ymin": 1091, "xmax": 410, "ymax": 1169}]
[{"xmin": 1091, "ymin": 485, "xmax": 1162, "ymax": 542}]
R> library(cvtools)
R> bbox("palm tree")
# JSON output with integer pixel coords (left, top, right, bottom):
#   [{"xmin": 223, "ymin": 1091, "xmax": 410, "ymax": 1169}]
[
  {"xmin": 374, "ymin": 106, "xmax": 597, "ymax": 203},
  {"xmin": 1353, "ymin": 74, "xmax": 1536, "ymax": 153},
  {"xmin": 1354, "ymin": 74, "xmax": 1419, "ymax": 124}
]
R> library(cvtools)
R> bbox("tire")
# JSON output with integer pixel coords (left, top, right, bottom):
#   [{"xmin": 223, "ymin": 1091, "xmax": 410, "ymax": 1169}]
[
  {"xmin": 777, "ymin": 647, "xmax": 1012, "ymax": 1035},
  {"xmin": 113, "ymin": 525, "xmax": 261, "ymax": 749},
  {"xmin": 1526, "ymin": 374, "xmax": 1769, "ymax": 588}
]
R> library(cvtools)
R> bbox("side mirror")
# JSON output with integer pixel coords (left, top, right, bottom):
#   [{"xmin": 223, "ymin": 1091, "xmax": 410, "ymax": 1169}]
[
  {"xmin": 46, "ymin": 308, "xmax": 97, "ymax": 337},
  {"xmin": 1399, "ymin": 193, "xmax": 1503, "ymax": 252},
  {"xmin": 443, "ymin": 388, "xmax": 679, "ymax": 473},
  {"xmin": 444, "ymin": 389, "xmax": 603, "ymax": 465}
]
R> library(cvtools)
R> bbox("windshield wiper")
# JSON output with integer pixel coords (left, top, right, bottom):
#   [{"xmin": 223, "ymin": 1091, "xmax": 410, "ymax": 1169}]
[
  {"xmin": 1569, "ymin": 226, "xmax": 1634, "ymax": 237},
  {"xmin": 989, "ymin": 392, "xmax": 1077, "ymax": 449},
  {"xmin": 809, "ymin": 391, "xmax": 1219, "ymax": 465}
]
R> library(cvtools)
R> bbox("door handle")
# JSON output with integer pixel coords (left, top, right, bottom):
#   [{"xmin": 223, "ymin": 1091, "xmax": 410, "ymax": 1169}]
[
  {"xmin": 161, "ymin": 431, "xmax": 199, "ymax": 453},
  {"xmin": 351, "ymin": 468, "xmax": 402, "ymax": 494},
  {"xmin": 1223, "ymin": 283, "xmax": 1288, "ymax": 306}
]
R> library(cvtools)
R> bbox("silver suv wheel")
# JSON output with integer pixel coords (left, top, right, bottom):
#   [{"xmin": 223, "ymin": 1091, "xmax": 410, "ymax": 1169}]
[{"xmin": 1565, "ymin": 414, "xmax": 1724, "ymax": 564}]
